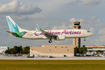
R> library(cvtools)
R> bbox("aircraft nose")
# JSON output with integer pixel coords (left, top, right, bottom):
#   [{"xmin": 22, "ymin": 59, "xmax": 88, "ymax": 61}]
[{"xmin": 90, "ymin": 33, "xmax": 93, "ymax": 36}]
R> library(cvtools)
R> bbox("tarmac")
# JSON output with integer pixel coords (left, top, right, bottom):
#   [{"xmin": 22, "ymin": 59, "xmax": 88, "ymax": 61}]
[{"xmin": 1, "ymin": 56, "xmax": 105, "ymax": 60}]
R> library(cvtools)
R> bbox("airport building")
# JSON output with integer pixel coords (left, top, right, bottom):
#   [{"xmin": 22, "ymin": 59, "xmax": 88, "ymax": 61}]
[
  {"xmin": 86, "ymin": 46, "xmax": 105, "ymax": 54},
  {"xmin": 0, "ymin": 46, "xmax": 9, "ymax": 54},
  {"xmin": 30, "ymin": 45, "xmax": 74, "ymax": 57}
]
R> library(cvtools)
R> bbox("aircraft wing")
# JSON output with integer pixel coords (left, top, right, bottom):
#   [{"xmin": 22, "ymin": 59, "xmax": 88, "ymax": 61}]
[{"xmin": 37, "ymin": 25, "xmax": 57, "ymax": 39}]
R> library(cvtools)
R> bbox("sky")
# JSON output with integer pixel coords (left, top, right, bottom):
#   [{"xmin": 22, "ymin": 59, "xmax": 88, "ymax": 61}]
[{"xmin": 0, "ymin": 0, "xmax": 105, "ymax": 48}]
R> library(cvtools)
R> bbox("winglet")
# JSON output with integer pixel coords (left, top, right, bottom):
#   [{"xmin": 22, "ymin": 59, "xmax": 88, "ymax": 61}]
[
  {"xmin": 37, "ymin": 24, "xmax": 41, "ymax": 30},
  {"xmin": 35, "ymin": 28, "xmax": 38, "ymax": 31}
]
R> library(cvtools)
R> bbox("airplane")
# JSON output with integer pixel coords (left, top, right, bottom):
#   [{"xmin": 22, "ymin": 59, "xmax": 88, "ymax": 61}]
[{"xmin": 6, "ymin": 16, "xmax": 93, "ymax": 43}]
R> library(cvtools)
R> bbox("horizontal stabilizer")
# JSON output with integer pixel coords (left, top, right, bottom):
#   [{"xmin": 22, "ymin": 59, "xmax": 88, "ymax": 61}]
[{"xmin": 6, "ymin": 31, "xmax": 17, "ymax": 34}]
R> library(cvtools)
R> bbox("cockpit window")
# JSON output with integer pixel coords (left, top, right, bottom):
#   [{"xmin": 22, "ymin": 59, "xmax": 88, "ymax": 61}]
[{"xmin": 87, "ymin": 31, "xmax": 90, "ymax": 32}]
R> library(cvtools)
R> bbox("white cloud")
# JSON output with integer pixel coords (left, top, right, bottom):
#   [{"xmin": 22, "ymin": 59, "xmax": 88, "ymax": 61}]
[
  {"xmin": 68, "ymin": 16, "xmax": 103, "ymax": 38},
  {"xmin": 75, "ymin": 0, "xmax": 102, "ymax": 6},
  {"xmin": 42, "ymin": 22, "xmax": 51, "ymax": 30},
  {"xmin": 96, "ymin": 19, "xmax": 101, "ymax": 23},
  {"xmin": 28, "ymin": 0, "xmax": 71, "ymax": 19},
  {"xmin": 69, "ymin": 18, "xmax": 83, "ymax": 23},
  {"xmin": 68, "ymin": 16, "xmax": 105, "ymax": 45},
  {"xmin": 69, "ymin": 18, "xmax": 77, "ymax": 23},
  {"xmin": 69, "ymin": 18, "xmax": 84, "ymax": 28},
  {"xmin": 51, "ymin": 26, "xmax": 57, "ymax": 30},
  {"xmin": 71, "ymin": 16, "xmax": 102, "ymax": 29},
  {"xmin": 52, "ymin": 23, "xmax": 70, "ymax": 30},
  {"xmin": 92, "ymin": 35, "xmax": 105, "ymax": 45},
  {"xmin": 17, "ymin": 16, "xmax": 28, "ymax": 20},
  {"xmin": 90, "ymin": 16, "xmax": 97, "ymax": 20},
  {"xmin": 98, "ymin": 28, "xmax": 105, "ymax": 35},
  {"xmin": 0, "ymin": 27, "xmax": 3, "ymax": 29},
  {"xmin": 0, "ymin": 3, "xmax": 1, "ymax": 7},
  {"xmin": 58, "ymin": 23, "xmax": 68, "ymax": 29},
  {"xmin": 52, "ymin": 16, "xmax": 102, "ymax": 31},
  {"xmin": 89, "ymin": 27, "xmax": 95, "ymax": 34},
  {"xmin": 81, "ymin": 0, "xmax": 102, "ymax": 6},
  {"xmin": 0, "ymin": 0, "xmax": 42, "ymax": 15}
]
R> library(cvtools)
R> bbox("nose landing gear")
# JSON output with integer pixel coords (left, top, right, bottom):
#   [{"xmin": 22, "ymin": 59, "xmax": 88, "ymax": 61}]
[
  {"xmin": 48, "ymin": 38, "xmax": 52, "ymax": 43},
  {"xmin": 84, "ymin": 38, "xmax": 86, "ymax": 41}
]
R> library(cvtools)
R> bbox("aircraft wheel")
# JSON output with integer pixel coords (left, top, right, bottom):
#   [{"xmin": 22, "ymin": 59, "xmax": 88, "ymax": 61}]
[
  {"xmin": 49, "ymin": 40, "xmax": 52, "ymax": 43},
  {"xmin": 84, "ymin": 38, "xmax": 86, "ymax": 41}
]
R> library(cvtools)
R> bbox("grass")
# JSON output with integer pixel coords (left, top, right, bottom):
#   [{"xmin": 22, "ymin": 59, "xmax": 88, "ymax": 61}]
[{"xmin": 0, "ymin": 60, "xmax": 105, "ymax": 70}]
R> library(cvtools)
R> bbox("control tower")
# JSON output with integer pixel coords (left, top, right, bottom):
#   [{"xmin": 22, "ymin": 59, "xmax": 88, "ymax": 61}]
[{"xmin": 73, "ymin": 22, "xmax": 81, "ymax": 48}]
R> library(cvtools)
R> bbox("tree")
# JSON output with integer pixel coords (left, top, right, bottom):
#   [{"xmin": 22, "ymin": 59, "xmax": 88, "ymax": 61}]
[
  {"xmin": 13, "ymin": 46, "xmax": 18, "ymax": 54},
  {"xmin": 82, "ymin": 45, "xmax": 87, "ymax": 54},
  {"xmin": 5, "ymin": 45, "xmax": 24, "ymax": 54},
  {"xmin": 79, "ymin": 45, "xmax": 87, "ymax": 54},
  {"xmin": 5, "ymin": 50, "xmax": 10, "ymax": 54},
  {"xmin": 96, "ymin": 50, "xmax": 103, "ymax": 54},
  {"xmin": 23, "ymin": 46, "xmax": 30, "ymax": 54},
  {"xmin": 18, "ymin": 45, "xmax": 23, "ymax": 54},
  {"xmin": 74, "ymin": 47, "xmax": 79, "ymax": 54},
  {"xmin": 79, "ymin": 47, "xmax": 84, "ymax": 54},
  {"xmin": 82, "ymin": 45, "xmax": 85, "ymax": 48},
  {"xmin": 9, "ymin": 48, "xmax": 14, "ymax": 54}
]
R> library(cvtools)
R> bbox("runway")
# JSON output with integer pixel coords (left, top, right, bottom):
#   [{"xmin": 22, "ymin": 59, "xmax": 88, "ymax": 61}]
[{"xmin": 1, "ymin": 56, "xmax": 105, "ymax": 60}]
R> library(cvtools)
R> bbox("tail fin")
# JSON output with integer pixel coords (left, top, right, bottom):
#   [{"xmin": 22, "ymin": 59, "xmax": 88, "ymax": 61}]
[
  {"xmin": 6, "ymin": 16, "xmax": 21, "ymax": 32},
  {"xmin": 6, "ymin": 16, "xmax": 27, "ymax": 38}
]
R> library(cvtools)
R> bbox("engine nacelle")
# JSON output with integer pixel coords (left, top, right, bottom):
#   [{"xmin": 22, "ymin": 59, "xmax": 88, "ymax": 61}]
[
  {"xmin": 43, "ymin": 36, "xmax": 48, "ymax": 40},
  {"xmin": 56, "ymin": 35, "xmax": 65, "ymax": 41}
]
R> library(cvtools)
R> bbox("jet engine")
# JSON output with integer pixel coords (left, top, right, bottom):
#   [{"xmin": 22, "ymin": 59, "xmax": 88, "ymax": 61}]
[{"xmin": 55, "ymin": 35, "xmax": 65, "ymax": 40}]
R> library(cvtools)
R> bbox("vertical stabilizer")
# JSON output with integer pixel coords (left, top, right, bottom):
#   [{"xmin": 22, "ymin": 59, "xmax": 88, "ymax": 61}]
[
  {"xmin": 6, "ymin": 16, "xmax": 29, "ymax": 32},
  {"xmin": 6, "ymin": 16, "xmax": 21, "ymax": 32},
  {"xmin": 6, "ymin": 16, "xmax": 27, "ymax": 38}
]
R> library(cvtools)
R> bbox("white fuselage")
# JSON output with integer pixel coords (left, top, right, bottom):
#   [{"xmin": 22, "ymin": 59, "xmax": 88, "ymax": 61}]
[
  {"xmin": 22, "ymin": 29, "xmax": 93, "ymax": 40},
  {"xmin": 6, "ymin": 16, "xmax": 93, "ymax": 43}
]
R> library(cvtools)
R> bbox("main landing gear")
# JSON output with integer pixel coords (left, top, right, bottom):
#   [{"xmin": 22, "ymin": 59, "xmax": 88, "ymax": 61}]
[{"xmin": 48, "ymin": 39, "xmax": 52, "ymax": 43}]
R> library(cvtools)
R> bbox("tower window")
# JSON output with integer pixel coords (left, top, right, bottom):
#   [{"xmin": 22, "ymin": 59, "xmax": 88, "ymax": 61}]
[
  {"xmin": 55, "ymin": 46, "xmax": 57, "ymax": 48},
  {"xmin": 67, "ymin": 49, "xmax": 69, "ymax": 51},
  {"xmin": 61, "ymin": 47, "xmax": 63, "ymax": 48},
  {"xmin": 49, "ymin": 49, "xmax": 51, "ymax": 51}
]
